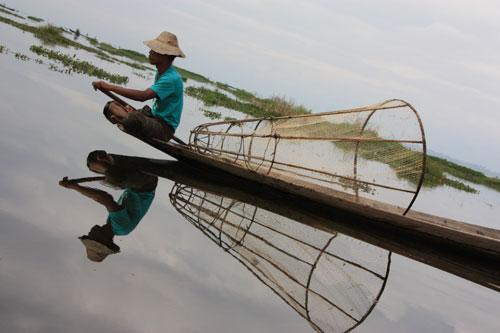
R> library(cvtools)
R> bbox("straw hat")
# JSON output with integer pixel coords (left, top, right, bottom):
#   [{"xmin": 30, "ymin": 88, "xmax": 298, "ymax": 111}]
[
  {"xmin": 79, "ymin": 237, "xmax": 120, "ymax": 262},
  {"xmin": 144, "ymin": 31, "xmax": 186, "ymax": 58}
]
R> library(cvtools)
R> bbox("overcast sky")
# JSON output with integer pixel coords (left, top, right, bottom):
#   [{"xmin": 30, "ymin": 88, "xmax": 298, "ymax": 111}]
[{"xmin": 11, "ymin": 0, "xmax": 500, "ymax": 171}]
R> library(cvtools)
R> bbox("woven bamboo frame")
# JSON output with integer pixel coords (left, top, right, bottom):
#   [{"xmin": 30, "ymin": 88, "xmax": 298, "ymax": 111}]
[
  {"xmin": 188, "ymin": 99, "xmax": 426, "ymax": 215},
  {"xmin": 169, "ymin": 183, "xmax": 391, "ymax": 333}
]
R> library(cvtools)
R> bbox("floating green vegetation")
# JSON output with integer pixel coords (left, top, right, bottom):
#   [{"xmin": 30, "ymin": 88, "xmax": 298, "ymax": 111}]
[
  {"xmin": 33, "ymin": 24, "xmax": 69, "ymax": 46},
  {"xmin": 214, "ymin": 82, "xmax": 310, "ymax": 116},
  {"xmin": 0, "ymin": 16, "xmax": 148, "ymax": 72},
  {"xmin": 215, "ymin": 82, "xmax": 255, "ymax": 101},
  {"xmin": 133, "ymin": 71, "xmax": 147, "ymax": 79},
  {"xmin": 14, "ymin": 52, "xmax": 30, "ymax": 61},
  {"xmin": 185, "ymin": 86, "xmax": 311, "ymax": 119},
  {"xmin": 27, "ymin": 15, "xmax": 43, "ymax": 22},
  {"xmin": 0, "ymin": 7, "xmax": 23, "ymax": 19},
  {"xmin": 30, "ymin": 45, "xmax": 128, "ymax": 84},
  {"xmin": 0, "ymin": 12, "xmax": 207, "ymax": 80},
  {"xmin": 200, "ymin": 108, "xmax": 222, "ymax": 120},
  {"xmin": 0, "ymin": 3, "xmax": 24, "ymax": 19},
  {"xmin": 224, "ymin": 116, "xmax": 237, "ymax": 122},
  {"xmin": 254, "ymin": 95, "xmax": 310, "ymax": 116},
  {"xmin": 426, "ymin": 155, "xmax": 500, "ymax": 192},
  {"xmin": 185, "ymin": 86, "xmax": 282, "ymax": 118},
  {"xmin": 81, "ymin": 35, "xmax": 150, "ymax": 70},
  {"xmin": 174, "ymin": 67, "xmax": 211, "ymax": 83},
  {"xmin": 119, "ymin": 58, "xmax": 150, "ymax": 71},
  {"xmin": 0, "ymin": 3, "xmax": 14, "ymax": 11},
  {"xmin": 289, "ymin": 120, "xmax": 479, "ymax": 193},
  {"xmin": 97, "ymin": 42, "xmax": 148, "ymax": 63}
]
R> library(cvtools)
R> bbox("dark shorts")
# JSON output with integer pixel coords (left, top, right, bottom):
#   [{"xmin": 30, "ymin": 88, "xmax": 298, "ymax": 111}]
[{"xmin": 103, "ymin": 101, "xmax": 174, "ymax": 141}]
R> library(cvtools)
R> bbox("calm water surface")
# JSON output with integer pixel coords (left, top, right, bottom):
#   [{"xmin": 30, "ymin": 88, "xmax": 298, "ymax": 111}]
[{"xmin": 0, "ymin": 19, "xmax": 499, "ymax": 333}]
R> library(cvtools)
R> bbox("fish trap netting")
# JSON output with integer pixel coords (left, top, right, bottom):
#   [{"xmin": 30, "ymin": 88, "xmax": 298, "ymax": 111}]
[
  {"xmin": 189, "ymin": 99, "xmax": 426, "ymax": 215},
  {"xmin": 170, "ymin": 183, "xmax": 391, "ymax": 333}
]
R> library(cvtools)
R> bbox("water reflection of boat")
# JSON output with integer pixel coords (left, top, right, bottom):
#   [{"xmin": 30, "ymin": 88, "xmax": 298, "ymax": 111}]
[
  {"xmin": 169, "ymin": 182, "xmax": 391, "ymax": 333},
  {"xmin": 119, "ymin": 155, "xmax": 498, "ymax": 291}
]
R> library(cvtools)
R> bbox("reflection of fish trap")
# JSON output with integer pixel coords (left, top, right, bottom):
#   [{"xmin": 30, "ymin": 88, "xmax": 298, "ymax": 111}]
[
  {"xmin": 189, "ymin": 99, "xmax": 426, "ymax": 214},
  {"xmin": 170, "ymin": 184, "xmax": 391, "ymax": 333}
]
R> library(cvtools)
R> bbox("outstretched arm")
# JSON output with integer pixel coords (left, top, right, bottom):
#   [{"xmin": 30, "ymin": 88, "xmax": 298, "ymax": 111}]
[
  {"xmin": 59, "ymin": 177, "xmax": 122, "ymax": 212},
  {"xmin": 92, "ymin": 81, "xmax": 156, "ymax": 102}
]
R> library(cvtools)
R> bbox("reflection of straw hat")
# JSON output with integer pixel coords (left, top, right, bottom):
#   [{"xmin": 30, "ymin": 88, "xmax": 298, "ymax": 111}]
[
  {"xmin": 79, "ymin": 237, "xmax": 120, "ymax": 262},
  {"xmin": 143, "ymin": 31, "xmax": 186, "ymax": 58}
]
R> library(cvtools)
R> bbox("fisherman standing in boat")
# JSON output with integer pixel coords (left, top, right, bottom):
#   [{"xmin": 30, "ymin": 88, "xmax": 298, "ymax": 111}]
[{"xmin": 92, "ymin": 31, "xmax": 185, "ymax": 141}]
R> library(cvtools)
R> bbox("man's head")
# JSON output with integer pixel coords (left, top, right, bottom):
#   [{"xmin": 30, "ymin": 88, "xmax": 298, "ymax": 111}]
[
  {"xmin": 87, "ymin": 150, "xmax": 112, "ymax": 174},
  {"xmin": 148, "ymin": 50, "xmax": 176, "ymax": 66},
  {"xmin": 144, "ymin": 31, "xmax": 185, "ymax": 65}
]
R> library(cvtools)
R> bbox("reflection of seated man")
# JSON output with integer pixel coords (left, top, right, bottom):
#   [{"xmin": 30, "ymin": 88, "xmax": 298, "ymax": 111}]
[{"xmin": 59, "ymin": 150, "xmax": 158, "ymax": 262}]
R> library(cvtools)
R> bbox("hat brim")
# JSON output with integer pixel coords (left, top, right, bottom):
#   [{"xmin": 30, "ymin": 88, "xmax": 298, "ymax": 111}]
[
  {"xmin": 143, "ymin": 40, "xmax": 186, "ymax": 58},
  {"xmin": 79, "ymin": 237, "xmax": 119, "ymax": 262}
]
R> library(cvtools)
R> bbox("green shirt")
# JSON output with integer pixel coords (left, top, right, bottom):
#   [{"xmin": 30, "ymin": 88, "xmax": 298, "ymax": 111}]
[
  {"xmin": 107, "ymin": 188, "xmax": 155, "ymax": 236},
  {"xmin": 150, "ymin": 67, "xmax": 183, "ymax": 131}
]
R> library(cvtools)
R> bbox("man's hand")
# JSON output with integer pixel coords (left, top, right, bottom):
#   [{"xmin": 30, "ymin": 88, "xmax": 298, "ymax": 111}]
[
  {"xmin": 59, "ymin": 176, "xmax": 78, "ymax": 189},
  {"xmin": 124, "ymin": 105, "xmax": 135, "ymax": 113},
  {"xmin": 92, "ymin": 81, "xmax": 110, "ymax": 91}
]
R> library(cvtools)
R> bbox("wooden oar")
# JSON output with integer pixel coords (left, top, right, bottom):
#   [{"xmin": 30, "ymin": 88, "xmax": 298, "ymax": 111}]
[{"xmin": 94, "ymin": 86, "xmax": 187, "ymax": 145}]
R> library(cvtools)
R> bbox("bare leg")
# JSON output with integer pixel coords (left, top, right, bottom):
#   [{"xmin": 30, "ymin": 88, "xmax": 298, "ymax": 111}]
[{"xmin": 107, "ymin": 102, "xmax": 129, "ymax": 123}]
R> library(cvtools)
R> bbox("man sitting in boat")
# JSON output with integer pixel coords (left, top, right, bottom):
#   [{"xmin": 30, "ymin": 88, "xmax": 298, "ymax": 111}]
[
  {"xmin": 92, "ymin": 31, "xmax": 185, "ymax": 141},
  {"xmin": 59, "ymin": 150, "xmax": 158, "ymax": 262}
]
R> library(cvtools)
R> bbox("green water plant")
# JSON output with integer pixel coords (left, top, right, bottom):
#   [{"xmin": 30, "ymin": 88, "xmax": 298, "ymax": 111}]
[
  {"xmin": 0, "ymin": 7, "xmax": 23, "ymax": 19},
  {"xmin": 185, "ymin": 86, "xmax": 282, "ymax": 118},
  {"xmin": 200, "ymin": 108, "xmax": 222, "ymax": 120},
  {"xmin": 14, "ymin": 52, "xmax": 30, "ymax": 61},
  {"xmin": 30, "ymin": 45, "xmax": 128, "ymax": 84},
  {"xmin": 27, "ymin": 15, "xmax": 43, "ymax": 22}
]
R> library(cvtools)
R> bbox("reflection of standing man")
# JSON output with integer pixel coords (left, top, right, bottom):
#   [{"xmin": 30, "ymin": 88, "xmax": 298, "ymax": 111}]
[
  {"xmin": 59, "ymin": 150, "xmax": 158, "ymax": 262},
  {"xmin": 92, "ymin": 31, "xmax": 185, "ymax": 141}
]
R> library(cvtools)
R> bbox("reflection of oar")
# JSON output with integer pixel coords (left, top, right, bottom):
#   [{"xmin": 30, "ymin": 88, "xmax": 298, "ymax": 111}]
[
  {"xmin": 64, "ymin": 176, "xmax": 105, "ymax": 183},
  {"xmin": 95, "ymin": 87, "xmax": 187, "ymax": 145}
]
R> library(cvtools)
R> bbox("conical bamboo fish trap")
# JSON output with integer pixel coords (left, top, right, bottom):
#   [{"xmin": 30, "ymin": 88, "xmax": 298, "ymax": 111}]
[
  {"xmin": 170, "ymin": 183, "xmax": 391, "ymax": 333},
  {"xmin": 189, "ymin": 99, "xmax": 426, "ymax": 214}
]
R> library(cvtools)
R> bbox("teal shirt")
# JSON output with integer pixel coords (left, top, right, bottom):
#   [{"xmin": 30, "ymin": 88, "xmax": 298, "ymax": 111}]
[
  {"xmin": 107, "ymin": 188, "xmax": 155, "ymax": 236},
  {"xmin": 150, "ymin": 67, "xmax": 183, "ymax": 131}
]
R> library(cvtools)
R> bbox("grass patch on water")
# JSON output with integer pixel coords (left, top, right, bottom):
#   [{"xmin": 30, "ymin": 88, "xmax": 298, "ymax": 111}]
[
  {"xmin": 30, "ymin": 45, "xmax": 128, "ymax": 84},
  {"xmin": 293, "ymin": 120, "xmax": 493, "ymax": 193},
  {"xmin": 214, "ymin": 82, "xmax": 310, "ymax": 116},
  {"xmin": 0, "ymin": 7, "xmax": 24, "ymax": 19},
  {"xmin": 175, "ymin": 67, "xmax": 211, "ymax": 83},
  {"xmin": 0, "ymin": 15, "xmax": 148, "ymax": 72},
  {"xmin": 200, "ymin": 108, "xmax": 222, "ymax": 120},
  {"xmin": 27, "ymin": 15, "xmax": 43, "ymax": 22},
  {"xmin": 0, "ymin": 12, "xmax": 210, "ymax": 82},
  {"xmin": 426, "ymin": 155, "xmax": 500, "ymax": 192},
  {"xmin": 33, "ymin": 24, "xmax": 69, "ymax": 46},
  {"xmin": 185, "ymin": 86, "xmax": 310, "ymax": 118},
  {"xmin": 86, "ymin": 36, "xmax": 149, "ymax": 63},
  {"xmin": 185, "ymin": 86, "xmax": 282, "ymax": 118},
  {"xmin": 0, "ymin": 3, "xmax": 14, "ymax": 11}
]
